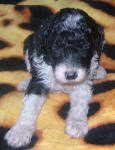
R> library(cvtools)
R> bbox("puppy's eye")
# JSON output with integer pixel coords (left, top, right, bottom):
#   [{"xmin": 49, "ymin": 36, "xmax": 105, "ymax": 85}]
[
  {"xmin": 80, "ymin": 55, "xmax": 91, "ymax": 64},
  {"xmin": 82, "ymin": 44, "xmax": 90, "ymax": 50}
]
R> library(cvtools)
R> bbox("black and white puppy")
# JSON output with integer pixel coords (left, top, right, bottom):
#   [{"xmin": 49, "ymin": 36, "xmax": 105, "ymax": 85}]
[{"xmin": 5, "ymin": 8, "xmax": 106, "ymax": 148}]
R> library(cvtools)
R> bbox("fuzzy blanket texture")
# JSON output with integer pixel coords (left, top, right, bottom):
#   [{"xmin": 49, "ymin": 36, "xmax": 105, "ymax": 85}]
[{"xmin": 0, "ymin": 0, "xmax": 115, "ymax": 150}]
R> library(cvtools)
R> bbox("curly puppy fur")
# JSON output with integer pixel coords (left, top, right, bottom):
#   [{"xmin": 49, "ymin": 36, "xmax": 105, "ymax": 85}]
[{"xmin": 5, "ymin": 8, "xmax": 106, "ymax": 148}]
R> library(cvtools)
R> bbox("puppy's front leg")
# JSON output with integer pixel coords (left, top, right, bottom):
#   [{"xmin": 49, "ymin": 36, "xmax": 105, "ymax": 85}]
[
  {"xmin": 4, "ymin": 80, "xmax": 47, "ymax": 148},
  {"xmin": 65, "ymin": 81, "xmax": 92, "ymax": 138}
]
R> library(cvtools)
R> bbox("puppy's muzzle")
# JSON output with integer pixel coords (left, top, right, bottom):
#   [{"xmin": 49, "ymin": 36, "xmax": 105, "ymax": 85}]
[{"xmin": 65, "ymin": 71, "xmax": 77, "ymax": 80}]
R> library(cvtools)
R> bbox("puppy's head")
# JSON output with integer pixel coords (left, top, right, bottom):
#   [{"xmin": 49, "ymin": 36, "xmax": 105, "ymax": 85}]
[
  {"xmin": 42, "ymin": 8, "xmax": 104, "ymax": 85},
  {"xmin": 49, "ymin": 31, "xmax": 92, "ymax": 84}
]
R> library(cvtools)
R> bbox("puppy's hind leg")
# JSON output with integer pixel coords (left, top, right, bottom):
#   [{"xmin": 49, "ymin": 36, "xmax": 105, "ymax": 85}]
[
  {"xmin": 17, "ymin": 76, "xmax": 31, "ymax": 91},
  {"xmin": 94, "ymin": 66, "xmax": 107, "ymax": 80},
  {"xmin": 17, "ymin": 47, "xmax": 32, "ymax": 91},
  {"xmin": 90, "ymin": 54, "xmax": 107, "ymax": 80}
]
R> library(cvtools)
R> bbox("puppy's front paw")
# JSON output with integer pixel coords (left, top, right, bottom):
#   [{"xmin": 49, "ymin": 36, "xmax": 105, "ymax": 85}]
[
  {"xmin": 65, "ymin": 119, "xmax": 88, "ymax": 138},
  {"xmin": 4, "ymin": 126, "xmax": 34, "ymax": 148}
]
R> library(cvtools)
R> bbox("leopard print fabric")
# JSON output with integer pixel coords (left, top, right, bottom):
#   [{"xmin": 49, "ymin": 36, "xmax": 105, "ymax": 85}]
[{"xmin": 0, "ymin": 0, "xmax": 115, "ymax": 149}]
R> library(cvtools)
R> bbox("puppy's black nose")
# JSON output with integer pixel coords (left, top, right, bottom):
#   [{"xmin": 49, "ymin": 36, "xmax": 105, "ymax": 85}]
[{"xmin": 65, "ymin": 71, "xmax": 77, "ymax": 80}]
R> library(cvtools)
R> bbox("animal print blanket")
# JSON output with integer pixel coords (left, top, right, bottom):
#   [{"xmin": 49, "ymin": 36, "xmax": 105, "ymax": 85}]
[{"xmin": 0, "ymin": 0, "xmax": 115, "ymax": 150}]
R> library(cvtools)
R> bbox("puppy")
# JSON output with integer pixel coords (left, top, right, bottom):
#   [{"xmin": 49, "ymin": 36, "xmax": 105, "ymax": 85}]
[{"xmin": 5, "ymin": 8, "xmax": 106, "ymax": 148}]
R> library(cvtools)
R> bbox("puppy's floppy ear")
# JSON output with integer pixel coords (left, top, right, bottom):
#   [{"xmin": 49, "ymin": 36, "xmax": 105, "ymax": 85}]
[
  {"xmin": 95, "ymin": 25, "xmax": 105, "ymax": 57},
  {"xmin": 24, "ymin": 34, "xmax": 34, "ymax": 55}
]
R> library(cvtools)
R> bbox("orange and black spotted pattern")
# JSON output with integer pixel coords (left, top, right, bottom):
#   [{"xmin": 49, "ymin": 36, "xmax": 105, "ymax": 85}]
[{"xmin": 0, "ymin": 0, "xmax": 115, "ymax": 150}]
